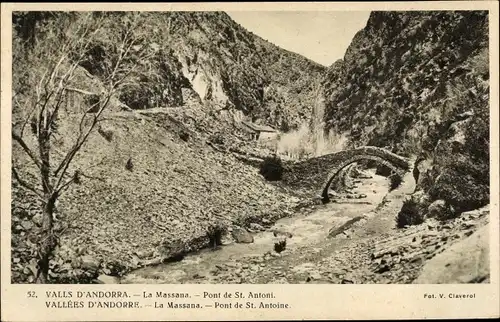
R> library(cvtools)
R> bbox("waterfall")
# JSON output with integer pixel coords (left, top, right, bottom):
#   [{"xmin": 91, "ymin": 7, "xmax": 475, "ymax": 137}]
[{"xmin": 277, "ymin": 82, "xmax": 347, "ymax": 160}]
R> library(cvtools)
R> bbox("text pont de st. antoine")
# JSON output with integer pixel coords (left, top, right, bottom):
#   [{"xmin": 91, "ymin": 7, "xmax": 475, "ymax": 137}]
[{"xmin": 44, "ymin": 290, "xmax": 283, "ymax": 309}]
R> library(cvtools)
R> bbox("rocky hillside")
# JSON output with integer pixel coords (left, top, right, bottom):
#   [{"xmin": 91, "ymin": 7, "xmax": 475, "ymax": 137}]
[
  {"xmin": 13, "ymin": 12, "xmax": 325, "ymax": 131},
  {"xmin": 322, "ymin": 11, "xmax": 490, "ymax": 218},
  {"xmin": 11, "ymin": 106, "xmax": 303, "ymax": 283}
]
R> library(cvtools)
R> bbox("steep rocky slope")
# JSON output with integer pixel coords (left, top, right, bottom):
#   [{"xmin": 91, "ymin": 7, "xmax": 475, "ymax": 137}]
[
  {"xmin": 11, "ymin": 107, "xmax": 301, "ymax": 283},
  {"xmin": 322, "ymin": 11, "xmax": 490, "ymax": 219}
]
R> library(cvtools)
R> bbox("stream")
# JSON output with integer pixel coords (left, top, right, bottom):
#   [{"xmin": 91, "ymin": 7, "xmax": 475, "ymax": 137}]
[{"xmin": 121, "ymin": 169, "xmax": 390, "ymax": 284}]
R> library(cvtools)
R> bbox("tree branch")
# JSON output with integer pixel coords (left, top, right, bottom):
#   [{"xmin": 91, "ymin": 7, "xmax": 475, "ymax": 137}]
[
  {"xmin": 55, "ymin": 174, "xmax": 77, "ymax": 195},
  {"xmin": 12, "ymin": 132, "xmax": 41, "ymax": 169},
  {"xmin": 53, "ymin": 93, "xmax": 112, "ymax": 189},
  {"xmin": 12, "ymin": 168, "xmax": 43, "ymax": 199}
]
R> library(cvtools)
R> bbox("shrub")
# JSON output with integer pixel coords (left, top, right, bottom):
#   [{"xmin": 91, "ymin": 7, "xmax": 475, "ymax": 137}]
[
  {"xmin": 259, "ymin": 155, "xmax": 284, "ymax": 181},
  {"xmin": 206, "ymin": 222, "xmax": 227, "ymax": 250},
  {"xmin": 396, "ymin": 198, "xmax": 424, "ymax": 228},
  {"xmin": 274, "ymin": 239, "xmax": 286, "ymax": 253},
  {"xmin": 388, "ymin": 173, "xmax": 402, "ymax": 191},
  {"xmin": 125, "ymin": 158, "xmax": 133, "ymax": 171}
]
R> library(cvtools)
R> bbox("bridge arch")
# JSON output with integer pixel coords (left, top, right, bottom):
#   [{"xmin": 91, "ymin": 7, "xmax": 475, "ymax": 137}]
[
  {"xmin": 320, "ymin": 154, "xmax": 405, "ymax": 203},
  {"xmin": 281, "ymin": 146, "xmax": 411, "ymax": 202}
]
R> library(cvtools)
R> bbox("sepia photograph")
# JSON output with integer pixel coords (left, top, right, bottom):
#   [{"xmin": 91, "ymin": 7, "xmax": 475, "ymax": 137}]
[{"xmin": 8, "ymin": 7, "xmax": 493, "ymax": 288}]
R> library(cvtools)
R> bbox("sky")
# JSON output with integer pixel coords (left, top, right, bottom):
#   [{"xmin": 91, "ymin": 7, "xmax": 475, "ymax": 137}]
[{"xmin": 227, "ymin": 11, "xmax": 371, "ymax": 66}]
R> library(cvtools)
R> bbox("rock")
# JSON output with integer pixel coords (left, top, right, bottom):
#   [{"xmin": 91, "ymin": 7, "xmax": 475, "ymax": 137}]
[
  {"xmin": 220, "ymin": 234, "xmax": 235, "ymax": 246},
  {"xmin": 97, "ymin": 274, "xmax": 120, "ymax": 284},
  {"xmin": 413, "ymin": 225, "xmax": 489, "ymax": 284},
  {"xmin": 80, "ymin": 255, "xmax": 100, "ymax": 272},
  {"xmin": 309, "ymin": 272, "xmax": 323, "ymax": 280},
  {"xmin": 464, "ymin": 230, "xmax": 474, "ymax": 237},
  {"xmin": 231, "ymin": 228, "xmax": 254, "ymax": 243},
  {"xmin": 461, "ymin": 221, "xmax": 476, "ymax": 229},
  {"xmin": 427, "ymin": 200, "xmax": 450, "ymax": 219},
  {"xmin": 144, "ymin": 257, "xmax": 162, "ymax": 266},
  {"xmin": 13, "ymin": 225, "xmax": 23, "ymax": 232},
  {"xmin": 250, "ymin": 264, "xmax": 260, "ymax": 272},
  {"xmin": 192, "ymin": 273, "xmax": 205, "ymax": 279},
  {"xmin": 225, "ymin": 262, "xmax": 238, "ymax": 268},
  {"xmin": 273, "ymin": 229, "xmax": 293, "ymax": 238},
  {"xmin": 422, "ymin": 231, "xmax": 439, "ymax": 238},
  {"xmin": 32, "ymin": 213, "xmax": 43, "ymax": 226},
  {"xmin": 215, "ymin": 264, "xmax": 226, "ymax": 271},
  {"xmin": 135, "ymin": 250, "xmax": 154, "ymax": 259},
  {"xmin": 249, "ymin": 223, "xmax": 265, "ymax": 231},
  {"xmin": 20, "ymin": 220, "xmax": 33, "ymax": 231}
]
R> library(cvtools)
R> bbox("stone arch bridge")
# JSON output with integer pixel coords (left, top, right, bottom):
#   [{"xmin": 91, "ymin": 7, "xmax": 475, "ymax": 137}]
[{"xmin": 281, "ymin": 146, "xmax": 411, "ymax": 203}]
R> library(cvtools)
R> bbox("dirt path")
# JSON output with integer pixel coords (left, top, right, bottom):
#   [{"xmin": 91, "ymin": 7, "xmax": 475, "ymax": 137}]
[{"xmin": 121, "ymin": 169, "xmax": 416, "ymax": 284}]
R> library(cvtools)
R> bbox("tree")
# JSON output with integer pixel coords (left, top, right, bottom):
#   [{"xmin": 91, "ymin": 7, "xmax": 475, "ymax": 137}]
[{"xmin": 11, "ymin": 12, "xmax": 154, "ymax": 283}]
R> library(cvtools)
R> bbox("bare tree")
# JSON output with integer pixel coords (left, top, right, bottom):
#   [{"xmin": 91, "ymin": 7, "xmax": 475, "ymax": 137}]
[{"xmin": 12, "ymin": 12, "xmax": 154, "ymax": 283}]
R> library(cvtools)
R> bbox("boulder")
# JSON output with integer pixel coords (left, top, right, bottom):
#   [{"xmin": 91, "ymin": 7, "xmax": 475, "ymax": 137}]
[
  {"xmin": 231, "ymin": 228, "xmax": 254, "ymax": 244},
  {"xmin": 273, "ymin": 229, "xmax": 293, "ymax": 238},
  {"xmin": 32, "ymin": 213, "xmax": 43, "ymax": 227},
  {"xmin": 427, "ymin": 199, "xmax": 452, "ymax": 220},
  {"xmin": 20, "ymin": 220, "xmax": 33, "ymax": 231},
  {"xmin": 80, "ymin": 255, "xmax": 101, "ymax": 272},
  {"xmin": 413, "ymin": 224, "xmax": 489, "ymax": 284},
  {"xmin": 249, "ymin": 223, "xmax": 265, "ymax": 231},
  {"xmin": 261, "ymin": 218, "xmax": 271, "ymax": 225},
  {"xmin": 135, "ymin": 250, "xmax": 154, "ymax": 259},
  {"xmin": 97, "ymin": 274, "xmax": 121, "ymax": 284}
]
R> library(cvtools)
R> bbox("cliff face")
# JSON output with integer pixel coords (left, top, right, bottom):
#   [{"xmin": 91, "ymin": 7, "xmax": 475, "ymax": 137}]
[
  {"xmin": 322, "ymin": 11, "xmax": 489, "ymax": 214},
  {"xmin": 77, "ymin": 11, "xmax": 325, "ymax": 130},
  {"xmin": 166, "ymin": 12, "xmax": 326, "ymax": 130}
]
